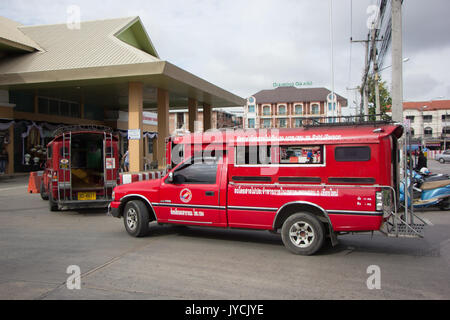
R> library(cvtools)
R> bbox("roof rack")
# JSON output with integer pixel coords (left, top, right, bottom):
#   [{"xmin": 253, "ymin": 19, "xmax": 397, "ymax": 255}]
[
  {"xmin": 303, "ymin": 114, "xmax": 394, "ymax": 128},
  {"xmin": 53, "ymin": 124, "xmax": 113, "ymax": 137}
]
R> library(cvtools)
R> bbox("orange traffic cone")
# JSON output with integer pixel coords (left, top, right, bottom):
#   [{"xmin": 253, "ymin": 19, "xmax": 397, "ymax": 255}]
[{"xmin": 28, "ymin": 171, "xmax": 42, "ymax": 194}]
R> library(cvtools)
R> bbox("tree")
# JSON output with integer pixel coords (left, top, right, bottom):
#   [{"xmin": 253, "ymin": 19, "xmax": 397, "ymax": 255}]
[{"xmin": 367, "ymin": 74, "xmax": 392, "ymax": 121}]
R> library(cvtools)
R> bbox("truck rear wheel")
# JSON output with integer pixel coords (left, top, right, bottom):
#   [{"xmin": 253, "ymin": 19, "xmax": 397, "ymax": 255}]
[
  {"xmin": 123, "ymin": 200, "xmax": 150, "ymax": 237},
  {"xmin": 281, "ymin": 212, "xmax": 325, "ymax": 255}
]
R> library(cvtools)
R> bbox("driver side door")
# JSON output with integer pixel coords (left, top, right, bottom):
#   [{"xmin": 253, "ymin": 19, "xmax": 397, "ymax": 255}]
[{"xmin": 158, "ymin": 156, "xmax": 225, "ymax": 227}]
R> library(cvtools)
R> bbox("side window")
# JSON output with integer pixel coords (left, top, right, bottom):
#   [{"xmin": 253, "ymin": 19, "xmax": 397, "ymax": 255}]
[
  {"xmin": 335, "ymin": 146, "xmax": 371, "ymax": 162},
  {"xmin": 174, "ymin": 157, "xmax": 218, "ymax": 184},
  {"xmin": 235, "ymin": 145, "xmax": 324, "ymax": 165},
  {"xmin": 279, "ymin": 145, "xmax": 323, "ymax": 164},
  {"xmin": 235, "ymin": 145, "xmax": 272, "ymax": 165}
]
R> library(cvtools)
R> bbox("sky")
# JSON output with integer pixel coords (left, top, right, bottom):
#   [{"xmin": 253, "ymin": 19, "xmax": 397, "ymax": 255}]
[{"xmin": 1, "ymin": 0, "xmax": 450, "ymax": 114}]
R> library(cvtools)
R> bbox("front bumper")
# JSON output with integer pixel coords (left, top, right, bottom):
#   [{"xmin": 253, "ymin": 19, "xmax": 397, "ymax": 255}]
[
  {"xmin": 107, "ymin": 201, "xmax": 121, "ymax": 218},
  {"xmin": 57, "ymin": 200, "xmax": 111, "ymax": 210}
]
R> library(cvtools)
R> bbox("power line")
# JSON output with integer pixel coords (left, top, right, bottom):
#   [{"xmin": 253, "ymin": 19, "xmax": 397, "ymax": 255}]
[{"xmin": 347, "ymin": 0, "xmax": 353, "ymax": 88}]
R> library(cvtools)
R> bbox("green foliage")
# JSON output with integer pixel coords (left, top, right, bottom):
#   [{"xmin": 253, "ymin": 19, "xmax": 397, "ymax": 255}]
[{"xmin": 367, "ymin": 74, "xmax": 392, "ymax": 121}]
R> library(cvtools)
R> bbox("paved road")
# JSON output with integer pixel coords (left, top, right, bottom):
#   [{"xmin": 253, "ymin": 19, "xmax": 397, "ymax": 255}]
[
  {"xmin": 428, "ymin": 157, "xmax": 450, "ymax": 175},
  {"xmin": 0, "ymin": 170, "xmax": 449, "ymax": 300}
]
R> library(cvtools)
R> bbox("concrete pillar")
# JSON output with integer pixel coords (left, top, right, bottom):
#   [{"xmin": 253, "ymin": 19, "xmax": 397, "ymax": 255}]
[
  {"xmin": 188, "ymin": 98, "xmax": 198, "ymax": 132},
  {"xmin": 128, "ymin": 82, "xmax": 143, "ymax": 172},
  {"xmin": 203, "ymin": 103, "xmax": 212, "ymax": 131},
  {"xmin": 391, "ymin": 0, "xmax": 403, "ymax": 123},
  {"xmin": 157, "ymin": 88, "xmax": 169, "ymax": 169}
]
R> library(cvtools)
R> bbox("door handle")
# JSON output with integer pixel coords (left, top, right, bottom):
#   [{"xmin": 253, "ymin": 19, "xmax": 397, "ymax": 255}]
[{"xmin": 205, "ymin": 191, "xmax": 214, "ymax": 196}]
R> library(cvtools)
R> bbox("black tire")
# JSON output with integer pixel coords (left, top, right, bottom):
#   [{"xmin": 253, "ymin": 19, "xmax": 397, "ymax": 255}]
[
  {"xmin": 123, "ymin": 200, "xmax": 150, "ymax": 237},
  {"xmin": 439, "ymin": 197, "xmax": 450, "ymax": 211},
  {"xmin": 40, "ymin": 181, "xmax": 49, "ymax": 200},
  {"xmin": 48, "ymin": 192, "xmax": 58, "ymax": 212},
  {"xmin": 439, "ymin": 158, "xmax": 445, "ymax": 164},
  {"xmin": 281, "ymin": 212, "xmax": 325, "ymax": 255}
]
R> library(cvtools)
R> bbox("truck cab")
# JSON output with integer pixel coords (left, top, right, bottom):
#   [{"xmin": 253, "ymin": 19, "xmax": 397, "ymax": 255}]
[{"xmin": 109, "ymin": 123, "xmax": 426, "ymax": 255}]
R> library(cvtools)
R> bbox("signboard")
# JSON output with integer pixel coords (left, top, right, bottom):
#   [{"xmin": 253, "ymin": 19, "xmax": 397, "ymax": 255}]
[
  {"xmin": 105, "ymin": 158, "xmax": 115, "ymax": 169},
  {"xmin": 143, "ymin": 112, "xmax": 157, "ymax": 126},
  {"xmin": 128, "ymin": 129, "xmax": 141, "ymax": 140},
  {"xmin": 273, "ymin": 81, "xmax": 313, "ymax": 88},
  {"xmin": 117, "ymin": 111, "xmax": 157, "ymax": 126}
]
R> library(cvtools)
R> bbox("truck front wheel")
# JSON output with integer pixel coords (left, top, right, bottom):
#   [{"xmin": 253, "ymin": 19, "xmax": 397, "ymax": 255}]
[
  {"xmin": 281, "ymin": 213, "xmax": 325, "ymax": 255},
  {"xmin": 48, "ymin": 191, "xmax": 58, "ymax": 212},
  {"xmin": 40, "ymin": 181, "xmax": 49, "ymax": 200},
  {"xmin": 123, "ymin": 200, "xmax": 150, "ymax": 237}
]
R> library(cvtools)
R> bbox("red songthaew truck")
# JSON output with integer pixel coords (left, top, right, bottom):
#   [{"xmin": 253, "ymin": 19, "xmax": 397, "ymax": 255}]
[
  {"xmin": 41, "ymin": 125, "xmax": 119, "ymax": 211},
  {"xmin": 109, "ymin": 122, "xmax": 428, "ymax": 255}
]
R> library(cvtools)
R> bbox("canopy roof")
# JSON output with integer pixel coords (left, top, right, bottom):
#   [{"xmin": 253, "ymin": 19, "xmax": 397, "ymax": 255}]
[
  {"xmin": 0, "ymin": 16, "xmax": 244, "ymax": 108},
  {"xmin": 0, "ymin": 16, "xmax": 42, "ymax": 52}
]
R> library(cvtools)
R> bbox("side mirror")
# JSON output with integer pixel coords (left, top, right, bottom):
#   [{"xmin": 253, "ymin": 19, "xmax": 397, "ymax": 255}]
[{"xmin": 168, "ymin": 172, "xmax": 174, "ymax": 183}]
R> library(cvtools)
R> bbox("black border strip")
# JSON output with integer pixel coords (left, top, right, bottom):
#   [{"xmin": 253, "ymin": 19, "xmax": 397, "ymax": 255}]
[
  {"xmin": 232, "ymin": 176, "xmax": 272, "ymax": 182},
  {"xmin": 228, "ymin": 206, "xmax": 278, "ymax": 212},
  {"xmin": 328, "ymin": 210, "xmax": 383, "ymax": 216},
  {"xmin": 152, "ymin": 203, "xmax": 226, "ymax": 210},
  {"xmin": 278, "ymin": 177, "xmax": 321, "ymax": 183},
  {"xmin": 328, "ymin": 177, "xmax": 376, "ymax": 184}
]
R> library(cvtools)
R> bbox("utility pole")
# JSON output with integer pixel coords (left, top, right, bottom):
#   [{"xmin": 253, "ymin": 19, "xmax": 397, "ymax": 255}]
[
  {"xmin": 391, "ymin": 0, "xmax": 407, "ymax": 222},
  {"xmin": 351, "ymin": 36, "xmax": 370, "ymax": 119},
  {"xmin": 391, "ymin": 0, "xmax": 403, "ymax": 123},
  {"xmin": 371, "ymin": 26, "xmax": 381, "ymax": 120},
  {"xmin": 363, "ymin": 34, "xmax": 369, "ymax": 119}
]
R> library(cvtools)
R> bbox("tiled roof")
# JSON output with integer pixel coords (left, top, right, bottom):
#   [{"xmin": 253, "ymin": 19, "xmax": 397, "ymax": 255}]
[
  {"xmin": 250, "ymin": 87, "xmax": 347, "ymax": 106},
  {"xmin": 0, "ymin": 16, "xmax": 159, "ymax": 74},
  {"xmin": 0, "ymin": 16, "xmax": 41, "ymax": 51},
  {"xmin": 386, "ymin": 100, "xmax": 450, "ymax": 112}
]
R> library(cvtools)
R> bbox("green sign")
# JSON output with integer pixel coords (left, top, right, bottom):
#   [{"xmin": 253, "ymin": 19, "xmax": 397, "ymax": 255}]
[{"xmin": 273, "ymin": 81, "xmax": 313, "ymax": 88}]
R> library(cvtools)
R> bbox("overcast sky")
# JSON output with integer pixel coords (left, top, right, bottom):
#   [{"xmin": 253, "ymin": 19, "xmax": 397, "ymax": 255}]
[{"xmin": 2, "ymin": 0, "xmax": 449, "ymax": 112}]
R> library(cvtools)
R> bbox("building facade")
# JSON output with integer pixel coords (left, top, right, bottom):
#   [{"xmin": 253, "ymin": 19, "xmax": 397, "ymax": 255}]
[
  {"xmin": 387, "ymin": 100, "xmax": 450, "ymax": 150},
  {"xmin": 244, "ymin": 87, "xmax": 347, "ymax": 129},
  {"xmin": 169, "ymin": 108, "xmax": 243, "ymax": 134}
]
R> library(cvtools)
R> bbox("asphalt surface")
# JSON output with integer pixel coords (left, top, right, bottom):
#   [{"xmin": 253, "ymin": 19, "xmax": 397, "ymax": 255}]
[{"xmin": 0, "ymin": 161, "xmax": 449, "ymax": 300}]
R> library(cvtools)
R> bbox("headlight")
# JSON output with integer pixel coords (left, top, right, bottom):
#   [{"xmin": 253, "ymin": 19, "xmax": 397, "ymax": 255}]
[{"xmin": 111, "ymin": 190, "xmax": 115, "ymax": 201}]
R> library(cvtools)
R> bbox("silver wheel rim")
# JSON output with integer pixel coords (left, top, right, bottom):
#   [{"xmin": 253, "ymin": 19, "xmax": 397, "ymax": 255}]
[
  {"xmin": 289, "ymin": 221, "xmax": 315, "ymax": 248},
  {"xmin": 126, "ymin": 207, "xmax": 138, "ymax": 231}
]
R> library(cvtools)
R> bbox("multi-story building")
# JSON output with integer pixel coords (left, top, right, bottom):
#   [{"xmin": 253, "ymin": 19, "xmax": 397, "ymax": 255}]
[
  {"xmin": 244, "ymin": 87, "xmax": 347, "ymax": 129},
  {"xmin": 387, "ymin": 100, "xmax": 450, "ymax": 150},
  {"xmin": 169, "ymin": 108, "xmax": 243, "ymax": 134}
]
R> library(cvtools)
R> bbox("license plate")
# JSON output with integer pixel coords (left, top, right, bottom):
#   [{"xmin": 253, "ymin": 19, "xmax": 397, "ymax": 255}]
[{"xmin": 78, "ymin": 192, "xmax": 96, "ymax": 201}]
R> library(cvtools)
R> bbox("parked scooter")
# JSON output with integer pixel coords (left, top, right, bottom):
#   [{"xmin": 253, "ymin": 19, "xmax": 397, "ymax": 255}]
[{"xmin": 400, "ymin": 168, "xmax": 450, "ymax": 210}]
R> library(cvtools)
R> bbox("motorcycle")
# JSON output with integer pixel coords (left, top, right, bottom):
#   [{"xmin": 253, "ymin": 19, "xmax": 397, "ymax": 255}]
[
  {"xmin": 417, "ymin": 167, "xmax": 450, "ymax": 182},
  {"xmin": 399, "ymin": 168, "xmax": 450, "ymax": 210}
]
